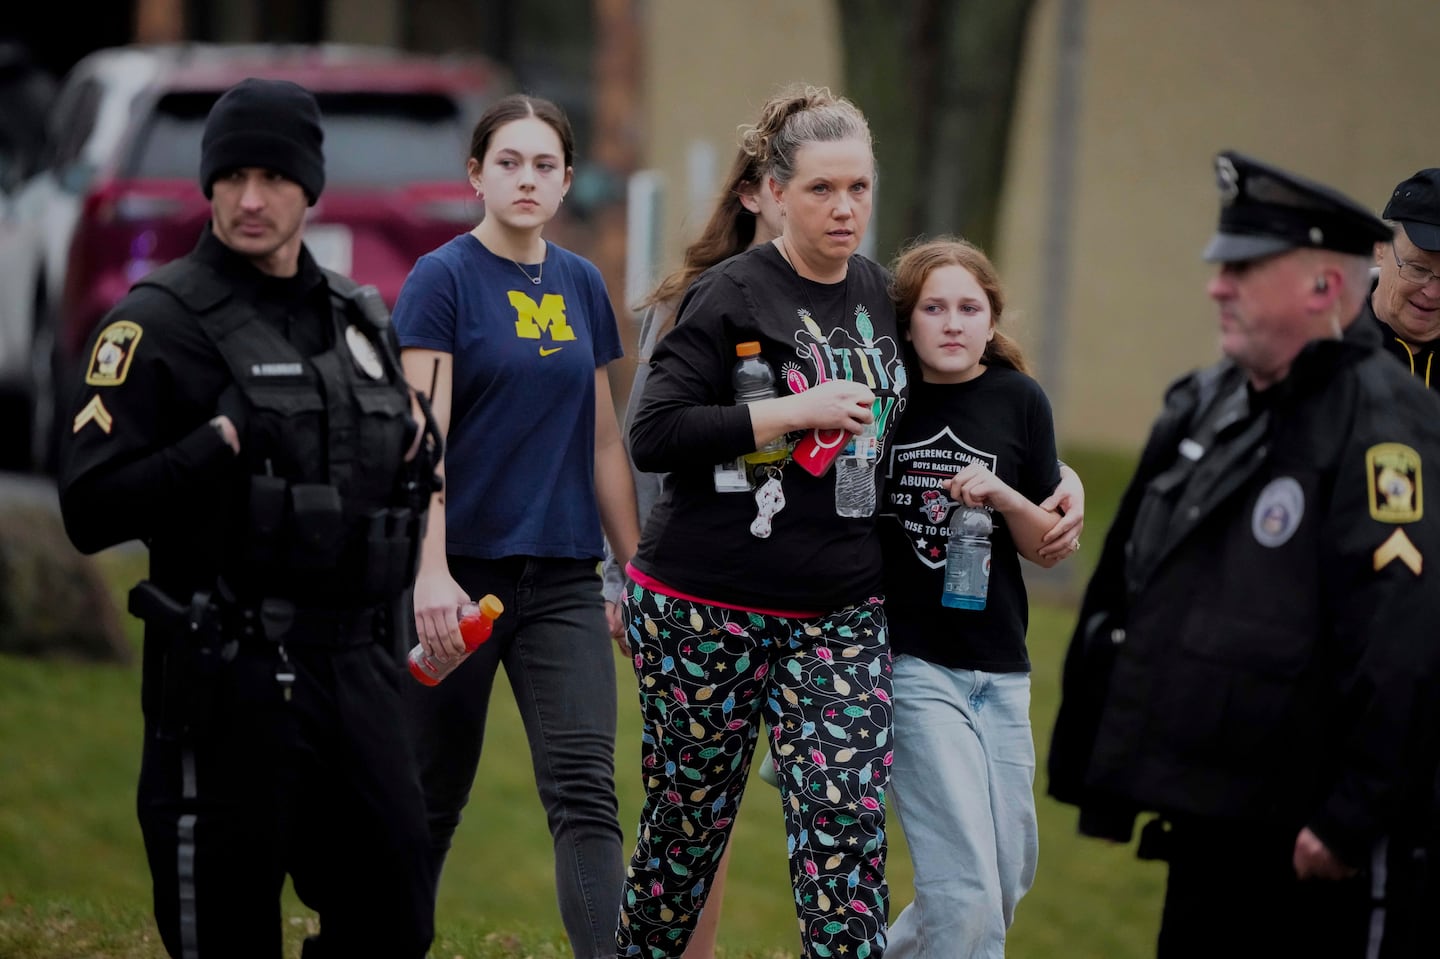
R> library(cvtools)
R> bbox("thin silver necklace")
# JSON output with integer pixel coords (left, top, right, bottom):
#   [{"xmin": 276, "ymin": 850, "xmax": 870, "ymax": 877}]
[
  {"xmin": 473, "ymin": 228, "xmax": 545, "ymax": 285},
  {"xmin": 509, "ymin": 256, "xmax": 543, "ymax": 285},
  {"xmin": 779, "ymin": 238, "xmax": 849, "ymax": 327}
]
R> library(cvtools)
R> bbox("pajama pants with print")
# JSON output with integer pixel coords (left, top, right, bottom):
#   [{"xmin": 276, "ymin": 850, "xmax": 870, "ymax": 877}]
[{"xmin": 616, "ymin": 584, "xmax": 893, "ymax": 959}]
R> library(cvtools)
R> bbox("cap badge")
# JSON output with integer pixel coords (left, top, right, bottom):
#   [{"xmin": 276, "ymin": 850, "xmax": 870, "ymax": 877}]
[{"xmin": 1216, "ymin": 156, "xmax": 1240, "ymax": 206}]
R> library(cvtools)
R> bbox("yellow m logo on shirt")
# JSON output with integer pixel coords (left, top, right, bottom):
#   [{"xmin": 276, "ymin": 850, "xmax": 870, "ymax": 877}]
[{"xmin": 509, "ymin": 292, "xmax": 577, "ymax": 342}]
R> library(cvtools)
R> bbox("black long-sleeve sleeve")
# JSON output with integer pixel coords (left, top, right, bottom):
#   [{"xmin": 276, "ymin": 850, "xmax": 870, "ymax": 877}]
[
  {"xmin": 58, "ymin": 288, "xmax": 239, "ymax": 554},
  {"xmin": 628, "ymin": 272, "xmax": 761, "ymax": 474}
]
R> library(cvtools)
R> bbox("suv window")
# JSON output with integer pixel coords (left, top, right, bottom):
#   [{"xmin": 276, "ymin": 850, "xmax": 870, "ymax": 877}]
[
  {"xmin": 126, "ymin": 91, "xmax": 470, "ymax": 186},
  {"xmin": 44, "ymin": 75, "xmax": 103, "ymax": 170}
]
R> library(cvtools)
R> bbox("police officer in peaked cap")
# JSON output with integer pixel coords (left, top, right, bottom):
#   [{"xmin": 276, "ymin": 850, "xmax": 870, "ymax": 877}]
[
  {"xmin": 58, "ymin": 77, "xmax": 442, "ymax": 958},
  {"xmin": 1049, "ymin": 150, "xmax": 1440, "ymax": 958}
]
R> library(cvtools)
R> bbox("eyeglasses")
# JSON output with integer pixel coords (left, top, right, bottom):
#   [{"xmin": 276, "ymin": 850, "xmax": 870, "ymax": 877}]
[{"xmin": 1392, "ymin": 247, "xmax": 1440, "ymax": 287}]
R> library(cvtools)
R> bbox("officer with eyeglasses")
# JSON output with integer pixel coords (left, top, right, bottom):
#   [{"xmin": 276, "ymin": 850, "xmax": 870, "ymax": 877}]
[{"xmin": 1366, "ymin": 169, "xmax": 1440, "ymax": 390}]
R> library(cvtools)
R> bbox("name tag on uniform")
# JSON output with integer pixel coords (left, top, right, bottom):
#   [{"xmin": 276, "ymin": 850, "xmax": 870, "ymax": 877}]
[{"xmin": 250, "ymin": 363, "xmax": 305, "ymax": 377}]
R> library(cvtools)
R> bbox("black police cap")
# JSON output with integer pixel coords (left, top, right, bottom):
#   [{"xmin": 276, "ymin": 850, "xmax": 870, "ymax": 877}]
[
  {"xmin": 1203, "ymin": 150, "xmax": 1391, "ymax": 263},
  {"xmin": 1382, "ymin": 168, "xmax": 1440, "ymax": 253}
]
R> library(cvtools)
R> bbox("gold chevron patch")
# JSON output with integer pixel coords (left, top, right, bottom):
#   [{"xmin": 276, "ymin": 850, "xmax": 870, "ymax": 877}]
[
  {"xmin": 72, "ymin": 395, "xmax": 114, "ymax": 435},
  {"xmin": 1373, "ymin": 528, "xmax": 1422, "ymax": 576}
]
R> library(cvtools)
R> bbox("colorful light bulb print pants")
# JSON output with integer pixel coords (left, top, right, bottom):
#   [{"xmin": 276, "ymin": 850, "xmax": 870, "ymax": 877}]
[{"xmin": 616, "ymin": 584, "xmax": 893, "ymax": 959}]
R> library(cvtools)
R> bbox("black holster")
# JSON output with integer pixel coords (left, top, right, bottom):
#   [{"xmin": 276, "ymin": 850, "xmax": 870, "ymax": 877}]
[
  {"xmin": 129, "ymin": 581, "xmax": 237, "ymax": 742},
  {"xmin": 1135, "ymin": 815, "xmax": 1174, "ymax": 861}
]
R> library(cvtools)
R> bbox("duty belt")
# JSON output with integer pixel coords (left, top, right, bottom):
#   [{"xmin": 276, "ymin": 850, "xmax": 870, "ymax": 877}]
[{"xmin": 130, "ymin": 581, "xmax": 387, "ymax": 649}]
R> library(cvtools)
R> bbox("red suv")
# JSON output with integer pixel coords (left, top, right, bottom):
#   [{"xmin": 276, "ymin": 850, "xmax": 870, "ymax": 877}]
[{"xmin": 33, "ymin": 44, "xmax": 512, "ymax": 470}]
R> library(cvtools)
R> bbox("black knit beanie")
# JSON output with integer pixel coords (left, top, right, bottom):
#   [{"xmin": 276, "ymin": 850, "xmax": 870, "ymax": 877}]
[{"xmin": 200, "ymin": 77, "xmax": 325, "ymax": 205}]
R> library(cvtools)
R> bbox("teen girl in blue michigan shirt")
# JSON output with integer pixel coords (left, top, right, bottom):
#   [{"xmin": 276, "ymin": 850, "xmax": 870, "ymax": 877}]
[{"xmin": 391, "ymin": 94, "xmax": 639, "ymax": 959}]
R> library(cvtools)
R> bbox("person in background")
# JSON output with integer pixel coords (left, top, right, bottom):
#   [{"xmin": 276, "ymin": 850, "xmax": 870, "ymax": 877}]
[
  {"xmin": 1365, "ymin": 166, "xmax": 1440, "ymax": 950},
  {"xmin": 58, "ymin": 77, "xmax": 437, "ymax": 958},
  {"xmin": 1048, "ymin": 150, "xmax": 1440, "ymax": 958},
  {"xmin": 1364, "ymin": 168, "xmax": 1440, "ymax": 391},
  {"xmin": 618, "ymin": 85, "xmax": 902, "ymax": 959},
  {"xmin": 880, "ymin": 237, "xmax": 1082, "ymax": 959},
  {"xmin": 601, "ymin": 140, "xmax": 784, "ymax": 959},
  {"xmin": 393, "ymin": 93, "xmax": 639, "ymax": 959}
]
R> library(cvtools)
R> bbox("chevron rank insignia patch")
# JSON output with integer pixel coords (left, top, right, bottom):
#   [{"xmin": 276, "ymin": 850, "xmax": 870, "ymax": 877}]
[
  {"xmin": 1366, "ymin": 443, "xmax": 1422, "ymax": 523},
  {"xmin": 72, "ymin": 395, "xmax": 114, "ymax": 435},
  {"xmin": 1373, "ymin": 528, "xmax": 1423, "ymax": 576}
]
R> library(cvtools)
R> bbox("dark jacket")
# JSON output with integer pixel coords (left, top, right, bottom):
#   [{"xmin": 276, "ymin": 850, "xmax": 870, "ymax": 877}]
[
  {"xmin": 1048, "ymin": 314, "xmax": 1440, "ymax": 868},
  {"xmin": 59, "ymin": 228, "xmax": 422, "ymax": 607},
  {"xmin": 1366, "ymin": 280, "xmax": 1440, "ymax": 392}
]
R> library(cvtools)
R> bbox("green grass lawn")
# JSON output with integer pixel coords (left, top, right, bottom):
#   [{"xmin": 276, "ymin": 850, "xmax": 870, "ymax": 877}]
[{"xmin": 0, "ymin": 446, "xmax": 1162, "ymax": 957}]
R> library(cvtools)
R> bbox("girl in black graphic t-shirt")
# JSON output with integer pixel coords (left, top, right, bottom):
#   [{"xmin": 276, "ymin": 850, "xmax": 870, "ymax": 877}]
[{"xmin": 880, "ymin": 238, "xmax": 1083, "ymax": 959}]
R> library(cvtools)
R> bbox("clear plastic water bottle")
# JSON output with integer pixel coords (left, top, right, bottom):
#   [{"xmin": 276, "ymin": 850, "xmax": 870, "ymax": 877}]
[
  {"xmin": 408, "ymin": 594, "xmax": 505, "ymax": 685},
  {"xmin": 942, "ymin": 507, "xmax": 993, "ymax": 609},
  {"xmin": 834, "ymin": 413, "xmax": 879, "ymax": 518},
  {"xmin": 715, "ymin": 341, "xmax": 787, "ymax": 492}
]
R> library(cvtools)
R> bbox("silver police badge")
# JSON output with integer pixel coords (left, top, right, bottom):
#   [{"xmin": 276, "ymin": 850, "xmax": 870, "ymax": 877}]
[
  {"xmin": 1216, "ymin": 155, "xmax": 1240, "ymax": 206},
  {"xmin": 1252, "ymin": 476, "xmax": 1304, "ymax": 548},
  {"xmin": 345, "ymin": 325, "xmax": 385, "ymax": 380}
]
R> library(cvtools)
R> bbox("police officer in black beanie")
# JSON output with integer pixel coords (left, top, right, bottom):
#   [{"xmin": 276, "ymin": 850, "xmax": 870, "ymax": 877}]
[
  {"xmin": 1049, "ymin": 152, "xmax": 1440, "ymax": 958},
  {"xmin": 57, "ymin": 76, "xmax": 441, "ymax": 958}
]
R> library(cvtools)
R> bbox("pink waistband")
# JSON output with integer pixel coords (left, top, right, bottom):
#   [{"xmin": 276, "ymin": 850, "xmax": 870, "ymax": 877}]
[{"xmin": 625, "ymin": 563, "xmax": 824, "ymax": 619}]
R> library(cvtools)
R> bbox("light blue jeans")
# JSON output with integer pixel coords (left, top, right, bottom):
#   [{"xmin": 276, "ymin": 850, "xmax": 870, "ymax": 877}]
[{"xmin": 886, "ymin": 657, "xmax": 1038, "ymax": 959}]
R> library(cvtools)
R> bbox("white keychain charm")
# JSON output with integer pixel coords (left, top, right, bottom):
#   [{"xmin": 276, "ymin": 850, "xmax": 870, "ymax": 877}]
[{"xmin": 750, "ymin": 471, "xmax": 786, "ymax": 538}]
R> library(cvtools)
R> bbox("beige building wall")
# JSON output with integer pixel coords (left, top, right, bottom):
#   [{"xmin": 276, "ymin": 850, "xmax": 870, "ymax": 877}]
[
  {"xmin": 312, "ymin": 0, "xmax": 1440, "ymax": 453},
  {"xmin": 642, "ymin": 0, "xmax": 841, "ymax": 300},
  {"xmin": 325, "ymin": 0, "xmax": 402, "ymax": 46},
  {"xmin": 999, "ymin": 0, "xmax": 1440, "ymax": 450}
]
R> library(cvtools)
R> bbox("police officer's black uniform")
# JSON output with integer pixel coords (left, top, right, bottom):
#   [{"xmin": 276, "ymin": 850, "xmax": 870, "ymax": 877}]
[
  {"xmin": 1048, "ymin": 153, "xmax": 1440, "ymax": 959},
  {"xmin": 58, "ymin": 79, "xmax": 436, "ymax": 959}
]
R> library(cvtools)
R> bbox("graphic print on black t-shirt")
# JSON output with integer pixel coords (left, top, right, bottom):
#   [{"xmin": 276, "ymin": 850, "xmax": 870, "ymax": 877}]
[
  {"xmin": 884, "ymin": 426, "xmax": 996, "ymax": 569},
  {"xmin": 780, "ymin": 304, "xmax": 907, "ymax": 449}
]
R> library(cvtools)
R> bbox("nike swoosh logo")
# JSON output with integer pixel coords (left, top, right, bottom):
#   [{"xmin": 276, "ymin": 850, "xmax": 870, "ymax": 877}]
[{"xmin": 539, "ymin": 347, "xmax": 564, "ymax": 356}]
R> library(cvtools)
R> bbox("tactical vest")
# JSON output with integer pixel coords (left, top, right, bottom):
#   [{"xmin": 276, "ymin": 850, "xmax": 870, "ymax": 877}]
[{"xmin": 137, "ymin": 259, "xmax": 421, "ymax": 605}]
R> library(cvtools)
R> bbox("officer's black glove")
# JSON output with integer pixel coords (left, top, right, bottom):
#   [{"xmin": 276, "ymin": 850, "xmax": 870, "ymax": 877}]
[{"xmin": 215, "ymin": 383, "xmax": 250, "ymax": 447}]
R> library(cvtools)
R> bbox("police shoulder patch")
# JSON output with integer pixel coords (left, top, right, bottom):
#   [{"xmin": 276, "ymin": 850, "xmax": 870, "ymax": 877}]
[
  {"xmin": 1366, "ymin": 443, "xmax": 1423, "ymax": 523},
  {"xmin": 85, "ymin": 321, "xmax": 143, "ymax": 386}
]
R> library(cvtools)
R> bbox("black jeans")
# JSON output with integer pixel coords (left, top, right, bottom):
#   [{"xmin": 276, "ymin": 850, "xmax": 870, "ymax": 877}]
[{"xmin": 402, "ymin": 556, "xmax": 623, "ymax": 959}]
